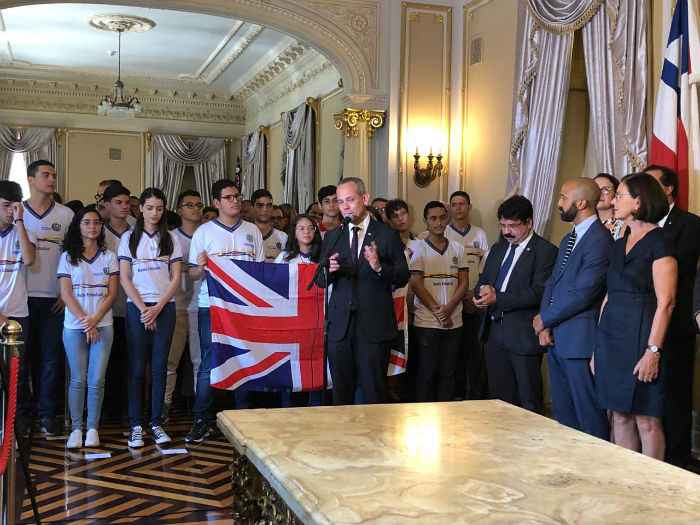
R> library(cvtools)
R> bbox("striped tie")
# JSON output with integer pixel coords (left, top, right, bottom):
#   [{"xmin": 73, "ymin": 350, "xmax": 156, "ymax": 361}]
[
  {"xmin": 549, "ymin": 228, "xmax": 577, "ymax": 306},
  {"xmin": 560, "ymin": 227, "xmax": 577, "ymax": 271}
]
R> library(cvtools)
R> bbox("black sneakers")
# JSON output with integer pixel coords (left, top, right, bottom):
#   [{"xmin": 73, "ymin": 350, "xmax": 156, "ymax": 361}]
[
  {"xmin": 185, "ymin": 420, "xmax": 210, "ymax": 444},
  {"xmin": 40, "ymin": 417, "xmax": 61, "ymax": 437}
]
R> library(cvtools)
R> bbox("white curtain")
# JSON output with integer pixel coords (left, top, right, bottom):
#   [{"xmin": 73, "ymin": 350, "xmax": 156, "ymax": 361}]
[
  {"xmin": 242, "ymin": 130, "xmax": 266, "ymax": 199},
  {"xmin": 508, "ymin": 0, "xmax": 647, "ymax": 233},
  {"xmin": 0, "ymin": 125, "xmax": 56, "ymax": 181},
  {"xmin": 150, "ymin": 134, "xmax": 226, "ymax": 208},
  {"xmin": 281, "ymin": 102, "xmax": 315, "ymax": 211}
]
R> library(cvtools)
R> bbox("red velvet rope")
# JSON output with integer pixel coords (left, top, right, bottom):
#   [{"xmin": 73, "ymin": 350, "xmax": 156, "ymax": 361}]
[{"xmin": 0, "ymin": 355, "xmax": 18, "ymax": 475}]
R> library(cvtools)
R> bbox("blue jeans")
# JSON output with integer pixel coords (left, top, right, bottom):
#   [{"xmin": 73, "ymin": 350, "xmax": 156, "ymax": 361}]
[
  {"xmin": 27, "ymin": 297, "xmax": 65, "ymax": 418},
  {"xmin": 193, "ymin": 308, "xmax": 249, "ymax": 422},
  {"xmin": 63, "ymin": 326, "xmax": 114, "ymax": 431},
  {"xmin": 125, "ymin": 302, "xmax": 175, "ymax": 427}
]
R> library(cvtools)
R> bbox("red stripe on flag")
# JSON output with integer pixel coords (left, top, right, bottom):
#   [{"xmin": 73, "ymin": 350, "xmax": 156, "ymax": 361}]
[
  {"xmin": 211, "ymin": 351, "xmax": 289, "ymax": 389},
  {"xmin": 393, "ymin": 296, "xmax": 405, "ymax": 323},
  {"xmin": 207, "ymin": 256, "xmax": 272, "ymax": 308},
  {"xmin": 390, "ymin": 353, "xmax": 407, "ymax": 369}
]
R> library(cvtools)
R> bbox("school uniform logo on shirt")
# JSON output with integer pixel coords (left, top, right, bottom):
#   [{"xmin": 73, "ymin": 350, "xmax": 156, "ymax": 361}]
[
  {"xmin": 474, "ymin": 241, "xmax": 481, "ymax": 249},
  {"xmin": 452, "ymin": 256, "xmax": 458, "ymax": 264},
  {"xmin": 52, "ymin": 223, "xmax": 61, "ymax": 232},
  {"xmin": 103, "ymin": 267, "xmax": 109, "ymax": 275},
  {"xmin": 276, "ymin": 242, "xmax": 282, "ymax": 250},
  {"xmin": 246, "ymin": 234, "xmax": 254, "ymax": 242}
]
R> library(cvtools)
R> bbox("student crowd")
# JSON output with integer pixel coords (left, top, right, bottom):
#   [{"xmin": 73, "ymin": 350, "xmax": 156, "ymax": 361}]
[{"xmin": 1, "ymin": 160, "xmax": 698, "ymax": 470}]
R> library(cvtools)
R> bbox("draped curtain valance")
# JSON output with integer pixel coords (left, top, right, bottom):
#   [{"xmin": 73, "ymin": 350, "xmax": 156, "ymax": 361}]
[
  {"xmin": 0, "ymin": 125, "xmax": 57, "ymax": 182},
  {"xmin": 527, "ymin": 0, "xmax": 603, "ymax": 33},
  {"xmin": 150, "ymin": 134, "xmax": 226, "ymax": 208}
]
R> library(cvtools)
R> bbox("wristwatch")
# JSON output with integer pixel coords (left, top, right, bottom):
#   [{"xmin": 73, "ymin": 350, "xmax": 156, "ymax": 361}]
[{"xmin": 646, "ymin": 345, "xmax": 661, "ymax": 353}]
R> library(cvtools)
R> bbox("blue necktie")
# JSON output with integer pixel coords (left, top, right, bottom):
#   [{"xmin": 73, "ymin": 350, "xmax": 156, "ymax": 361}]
[
  {"xmin": 491, "ymin": 243, "xmax": 518, "ymax": 321},
  {"xmin": 494, "ymin": 243, "xmax": 518, "ymax": 291}
]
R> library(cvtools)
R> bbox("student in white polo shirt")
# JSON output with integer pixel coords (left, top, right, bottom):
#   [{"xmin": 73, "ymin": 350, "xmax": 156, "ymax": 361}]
[
  {"xmin": 251, "ymin": 188, "xmax": 288, "ymax": 262},
  {"xmin": 58, "ymin": 207, "xmax": 119, "ymax": 449},
  {"xmin": 101, "ymin": 184, "xmax": 132, "ymax": 421},
  {"xmin": 118, "ymin": 188, "xmax": 182, "ymax": 448},
  {"xmin": 409, "ymin": 201, "xmax": 469, "ymax": 402},
  {"xmin": 23, "ymin": 160, "xmax": 73, "ymax": 437},
  {"xmin": 445, "ymin": 190, "xmax": 490, "ymax": 401},
  {"xmin": 0, "ymin": 181, "xmax": 36, "ymax": 439},
  {"xmin": 185, "ymin": 180, "xmax": 264, "ymax": 444},
  {"xmin": 164, "ymin": 189, "xmax": 203, "ymax": 422}
]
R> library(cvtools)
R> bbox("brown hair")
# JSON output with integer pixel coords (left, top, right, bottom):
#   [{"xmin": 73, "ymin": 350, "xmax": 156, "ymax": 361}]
[{"xmin": 620, "ymin": 172, "xmax": 669, "ymax": 224}]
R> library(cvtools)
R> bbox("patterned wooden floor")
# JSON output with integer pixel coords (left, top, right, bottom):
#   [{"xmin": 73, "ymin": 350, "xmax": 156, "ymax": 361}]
[{"xmin": 15, "ymin": 408, "xmax": 233, "ymax": 525}]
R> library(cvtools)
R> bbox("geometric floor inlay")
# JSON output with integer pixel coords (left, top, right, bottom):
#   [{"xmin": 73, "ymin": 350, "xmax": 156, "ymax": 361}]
[{"xmin": 16, "ymin": 408, "xmax": 233, "ymax": 525}]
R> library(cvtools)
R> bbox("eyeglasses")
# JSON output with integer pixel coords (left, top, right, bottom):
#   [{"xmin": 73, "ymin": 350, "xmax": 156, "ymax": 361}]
[
  {"xmin": 599, "ymin": 187, "xmax": 614, "ymax": 195},
  {"xmin": 80, "ymin": 220, "xmax": 103, "ymax": 226},
  {"xmin": 94, "ymin": 193, "xmax": 103, "ymax": 202},
  {"xmin": 614, "ymin": 192, "xmax": 631, "ymax": 199},
  {"xmin": 219, "ymin": 194, "xmax": 243, "ymax": 202},
  {"xmin": 391, "ymin": 210, "xmax": 409, "ymax": 220},
  {"xmin": 498, "ymin": 221, "xmax": 525, "ymax": 231},
  {"xmin": 180, "ymin": 202, "xmax": 204, "ymax": 209}
]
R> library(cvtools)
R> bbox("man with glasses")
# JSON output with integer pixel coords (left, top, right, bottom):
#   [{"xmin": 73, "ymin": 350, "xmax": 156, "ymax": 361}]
[
  {"xmin": 251, "ymin": 189, "xmax": 288, "ymax": 262},
  {"xmin": 445, "ymin": 190, "xmax": 490, "ymax": 401},
  {"xmin": 23, "ymin": 160, "xmax": 74, "ymax": 437},
  {"xmin": 186, "ymin": 180, "xmax": 263, "ymax": 443},
  {"xmin": 474, "ymin": 195, "xmax": 556, "ymax": 414},
  {"xmin": 163, "ymin": 190, "xmax": 204, "ymax": 423},
  {"xmin": 271, "ymin": 205, "xmax": 286, "ymax": 231}
]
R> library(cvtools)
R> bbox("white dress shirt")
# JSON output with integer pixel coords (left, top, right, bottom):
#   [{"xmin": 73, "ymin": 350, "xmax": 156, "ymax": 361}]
[{"xmin": 497, "ymin": 231, "xmax": 534, "ymax": 291}]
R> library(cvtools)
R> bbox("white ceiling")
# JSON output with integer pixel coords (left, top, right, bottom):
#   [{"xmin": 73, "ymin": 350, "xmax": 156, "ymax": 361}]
[{"xmin": 0, "ymin": 3, "xmax": 307, "ymax": 96}]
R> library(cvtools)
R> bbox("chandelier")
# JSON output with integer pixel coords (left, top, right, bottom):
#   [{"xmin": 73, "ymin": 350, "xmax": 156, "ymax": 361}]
[
  {"xmin": 89, "ymin": 14, "xmax": 156, "ymax": 118},
  {"xmin": 98, "ymin": 28, "xmax": 141, "ymax": 118}
]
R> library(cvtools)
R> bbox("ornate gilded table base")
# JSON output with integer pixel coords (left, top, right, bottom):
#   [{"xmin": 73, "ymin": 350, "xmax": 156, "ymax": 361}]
[{"xmin": 231, "ymin": 449, "xmax": 303, "ymax": 525}]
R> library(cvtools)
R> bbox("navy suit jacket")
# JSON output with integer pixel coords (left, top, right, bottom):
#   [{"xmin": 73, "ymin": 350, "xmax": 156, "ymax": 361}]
[
  {"xmin": 540, "ymin": 218, "xmax": 613, "ymax": 359},
  {"xmin": 319, "ymin": 218, "xmax": 409, "ymax": 343},
  {"xmin": 476, "ymin": 233, "xmax": 557, "ymax": 356}
]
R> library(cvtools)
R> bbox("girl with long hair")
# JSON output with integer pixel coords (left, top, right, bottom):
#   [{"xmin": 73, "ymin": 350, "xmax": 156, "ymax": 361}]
[
  {"xmin": 118, "ymin": 188, "xmax": 182, "ymax": 448},
  {"xmin": 59, "ymin": 207, "xmax": 119, "ymax": 449},
  {"xmin": 275, "ymin": 213, "xmax": 323, "ymax": 264}
]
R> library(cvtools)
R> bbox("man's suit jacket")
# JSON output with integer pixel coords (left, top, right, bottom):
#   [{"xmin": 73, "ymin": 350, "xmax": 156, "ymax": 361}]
[
  {"xmin": 475, "ymin": 233, "xmax": 557, "ymax": 356},
  {"xmin": 661, "ymin": 205, "xmax": 700, "ymax": 337},
  {"xmin": 320, "ymin": 219, "xmax": 409, "ymax": 343},
  {"xmin": 693, "ymin": 265, "xmax": 700, "ymax": 330},
  {"xmin": 540, "ymin": 219, "xmax": 612, "ymax": 359}
]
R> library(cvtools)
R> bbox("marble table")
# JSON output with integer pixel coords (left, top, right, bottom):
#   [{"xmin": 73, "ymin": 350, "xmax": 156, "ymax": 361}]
[{"xmin": 217, "ymin": 400, "xmax": 700, "ymax": 524}]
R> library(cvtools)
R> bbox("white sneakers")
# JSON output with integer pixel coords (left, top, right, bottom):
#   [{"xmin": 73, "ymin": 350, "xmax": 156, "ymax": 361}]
[
  {"xmin": 150, "ymin": 425, "xmax": 171, "ymax": 445},
  {"xmin": 67, "ymin": 428, "xmax": 101, "ymax": 449},
  {"xmin": 84, "ymin": 429, "xmax": 100, "ymax": 447},
  {"xmin": 128, "ymin": 426, "xmax": 144, "ymax": 448},
  {"xmin": 66, "ymin": 430, "xmax": 82, "ymax": 449}
]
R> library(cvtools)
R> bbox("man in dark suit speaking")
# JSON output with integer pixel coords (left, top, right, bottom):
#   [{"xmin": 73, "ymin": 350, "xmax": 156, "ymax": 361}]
[
  {"xmin": 474, "ymin": 195, "xmax": 557, "ymax": 413},
  {"xmin": 534, "ymin": 178, "xmax": 612, "ymax": 439},
  {"xmin": 320, "ymin": 177, "xmax": 409, "ymax": 405}
]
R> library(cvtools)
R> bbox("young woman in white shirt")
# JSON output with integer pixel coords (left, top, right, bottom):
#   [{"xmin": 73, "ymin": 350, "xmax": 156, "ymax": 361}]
[
  {"xmin": 59, "ymin": 207, "xmax": 119, "ymax": 449},
  {"xmin": 119, "ymin": 188, "xmax": 182, "ymax": 448}
]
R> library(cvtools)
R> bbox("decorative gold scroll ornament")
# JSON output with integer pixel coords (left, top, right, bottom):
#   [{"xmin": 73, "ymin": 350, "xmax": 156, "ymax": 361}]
[{"xmin": 333, "ymin": 108, "xmax": 386, "ymax": 139}]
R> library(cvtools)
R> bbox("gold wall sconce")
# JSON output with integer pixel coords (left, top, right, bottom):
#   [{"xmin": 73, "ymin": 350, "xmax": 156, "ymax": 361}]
[{"xmin": 413, "ymin": 147, "xmax": 443, "ymax": 188}]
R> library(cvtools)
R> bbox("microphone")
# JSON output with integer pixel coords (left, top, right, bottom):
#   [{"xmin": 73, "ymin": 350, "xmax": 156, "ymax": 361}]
[{"xmin": 341, "ymin": 214, "xmax": 353, "ymax": 229}]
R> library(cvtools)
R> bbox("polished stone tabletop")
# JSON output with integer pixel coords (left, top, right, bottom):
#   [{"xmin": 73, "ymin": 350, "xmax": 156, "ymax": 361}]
[{"xmin": 218, "ymin": 400, "xmax": 700, "ymax": 524}]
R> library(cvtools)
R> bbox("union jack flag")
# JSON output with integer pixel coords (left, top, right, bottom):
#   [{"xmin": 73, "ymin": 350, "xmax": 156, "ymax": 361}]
[
  {"xmin": 206, "ymin": 256, "xmax": 326, "ymax": 392},
  {"xmin": 206, "ymin": 256, "xmax": 409, "ymax": 391}
]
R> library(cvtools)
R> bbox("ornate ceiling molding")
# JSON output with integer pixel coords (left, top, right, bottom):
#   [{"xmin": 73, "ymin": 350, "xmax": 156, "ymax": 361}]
[
  {"xmin": 232, "ymin": 40, "xmax": 311, "ymax": 103},
  {"xmin": 86, "ymin": 13, "xmax": 156, "ymax": 33},
  {"xmin": 201, "ymin": 24, "xmax": 264, "ymax": 84},
  {"xmin": 246, "ymin": 58, "xmax": 336, "ymax": 118},
  {"xmin": 0, "ymin": 77, "xmax": 245, "ymax": 124}
]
